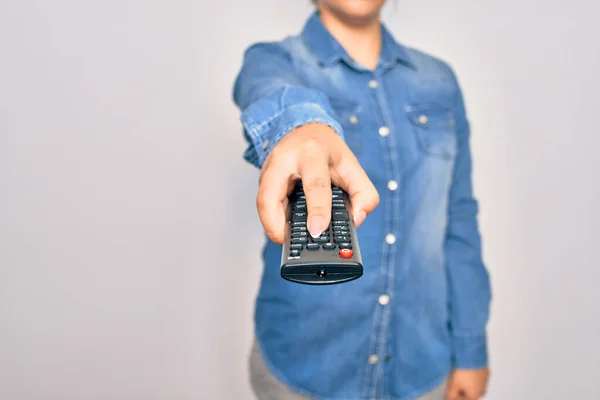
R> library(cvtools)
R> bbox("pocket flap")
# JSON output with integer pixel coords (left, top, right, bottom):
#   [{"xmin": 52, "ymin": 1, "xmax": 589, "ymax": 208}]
[
  {"xmin": 328, "ymin": 97, "xmax": 361, "ymax": 121},
  {"xmin": 406, "ymin": 103, "xmax": 455, "ymax": 129}
]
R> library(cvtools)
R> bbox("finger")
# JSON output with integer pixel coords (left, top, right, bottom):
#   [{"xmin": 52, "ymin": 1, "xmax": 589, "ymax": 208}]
[
  {"xmin": 257, "ymin": 164, "xmax": 293, "ymax": 245},
  {"xmin": 463, "ymin": 387, "xmax": 480, "ymax": 400},
  {"xmin": 445, "ymin": 382, "xmax": 461, "ymax": 400},
  {"xmin": 298, "ymin": 140, "xmax": 331, "ymax": 238},
  {"xmin": 331, "ymin": 151, "xmax": 379, "ymax": 227}
]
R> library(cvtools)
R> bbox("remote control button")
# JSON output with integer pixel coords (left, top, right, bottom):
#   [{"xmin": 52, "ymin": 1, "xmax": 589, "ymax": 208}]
[
  {"xmin": 293, "ymin": 212, "xmax": 307, "ymax": 219},
  {"xmin": 291, "ymin": 237, "xmax": 308, "ymax": 244},
  {"xmin": 290, "ymin": 243, "xmax": 304, "ymax": 250},
  {"xmin": 332, "ymin": 203, "xmax": 345, "ymax": 210},
  {"xmin": 334, "ymin": 229, "xmax": 349, "ymax": 235},
  {"xmin": 292, "ymin": 221, "xmax": 307, "ymax": 227},
  {"xmin": 332, "ymin": 220, "xmax": 348, "ymax": 226},
  {"xmin": 294, "ymin": 204, "xmax": 307, "ymax": 211},
  {"xmin": 332, "ymin": 211, "xmax": 348, "ymax": 221},
  {"xmin": 298, "ymin": 195, "xmax": 306, "ymax": 200},
  {"xmin": 312, "ymin": 236, "xmax": 328, "ymax": 244},
  {"xmin": 292, "ymin": 226, "xmax": 306, "ymax": 232},
  {"xmin": 306, "ymin": 243, "xmax": 320, "ymax": 251},
  {"xmin": 331, "ymin": 193, "xmax": 342, "ymax": 199},
  {"xmin": 292, "ymin": 231, "xmax": 308, "ymax": 237},
  {"xmin": 339, "ymin": 243, "xmax": 352, "ymax": 250},
  {"xmin": 334, "ymin": 236, "xmax": 350, "ymax": 243},
  {"xmin": 290, "ymin": 250, "xmax": 301, "ymax": 257},
  {"xmin": 323, "ymin": 243, "xmax": 336, "ymax": 250},
  {"xmin": 339, "ymin": 248, "xmax": 353, "ymax": 259}
]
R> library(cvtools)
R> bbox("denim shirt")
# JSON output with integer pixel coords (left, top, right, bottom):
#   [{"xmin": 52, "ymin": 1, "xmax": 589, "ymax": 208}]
[{"xmin": 233, "ymin": 13, "xmax": 491, "ymax": 400}]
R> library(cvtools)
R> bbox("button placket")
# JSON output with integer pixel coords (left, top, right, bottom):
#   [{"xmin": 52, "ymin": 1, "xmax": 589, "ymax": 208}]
[{"xmin": 363, "ymin": 72, "xmax": 399, "ymax": 398}]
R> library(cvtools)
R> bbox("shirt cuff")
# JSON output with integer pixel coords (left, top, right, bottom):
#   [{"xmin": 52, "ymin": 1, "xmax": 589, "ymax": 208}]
[
  {"xmin": 450, "ymin": 332, "xmax": 488, "ymax": 369},
  {"xmin": 241, "ymin": 93, "xmax": 344, "ymax": 167}
]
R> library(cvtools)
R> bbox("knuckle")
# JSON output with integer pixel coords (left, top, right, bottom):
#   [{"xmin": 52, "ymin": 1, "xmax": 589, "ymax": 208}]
[
  {"xmin": 372, "ymin": 188, "xmax": 381, "ymax": 207},
  {"xmin": 308, "ymin": 204, "xmax": 328, "ymax": 217},
  {"xmin": 305, "ymin": 177, "xmax": 329, "ymax": 191},
  {"xmin": 268, "ymin": 146, "xmax": 283, "ymax": 164},
  {"xmin": 255, "ymin": 193, "xmax": 267, "ymax": 213},
  {"xmin": 264, "ymin": 229, "xmax": 283, "ymax": 244},
  {"xmin": 301, "ymin": 137, "xmax": 326, "ymax": 158}
]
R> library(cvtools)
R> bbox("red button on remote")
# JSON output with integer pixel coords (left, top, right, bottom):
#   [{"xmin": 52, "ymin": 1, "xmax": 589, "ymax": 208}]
[{"xmin": 339, "ymin": 248, "xmax": 353, "ymax": 259}]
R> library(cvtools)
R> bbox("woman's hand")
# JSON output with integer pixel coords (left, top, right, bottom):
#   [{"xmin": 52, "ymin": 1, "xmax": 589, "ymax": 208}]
[
  {"xmin": 446, "ymin": 367, "xmax": 490, "ymax": 400},
  {"xmin": 257, "ymin": 123, "xmax": 379, "ymax": 244}
]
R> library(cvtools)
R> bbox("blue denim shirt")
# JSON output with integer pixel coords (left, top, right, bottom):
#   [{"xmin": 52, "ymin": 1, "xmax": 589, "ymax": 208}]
[{"xmin": 233, "ymin": 13, "xmax": 491, "ymax": 400}]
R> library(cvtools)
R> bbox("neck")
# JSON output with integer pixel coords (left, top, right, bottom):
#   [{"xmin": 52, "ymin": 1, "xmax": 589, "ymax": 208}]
[{"xmin": 318, "ymin": 8, "xmax": 382, "ymax": 70}]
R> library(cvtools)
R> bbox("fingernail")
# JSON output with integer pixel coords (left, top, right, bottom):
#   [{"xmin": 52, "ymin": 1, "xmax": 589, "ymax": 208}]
[
  {"xmin": 308, "ymin": 216, "xmax": 324, "ymax": 238},
  {"xmin": 353, "ymin": 210, "xmax": 367, "ymax": 226}
]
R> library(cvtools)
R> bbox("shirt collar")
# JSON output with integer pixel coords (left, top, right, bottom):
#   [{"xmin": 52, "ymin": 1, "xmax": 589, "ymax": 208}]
[{"xmin": 300, "ymin": 12, "xmax": 417, "ymax": 70}]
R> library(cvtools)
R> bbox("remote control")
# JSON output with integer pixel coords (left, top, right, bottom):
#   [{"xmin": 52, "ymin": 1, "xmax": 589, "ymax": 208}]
[{"xmin": 280, "ymin": 182, "xmax": 363, "ymax": 285}]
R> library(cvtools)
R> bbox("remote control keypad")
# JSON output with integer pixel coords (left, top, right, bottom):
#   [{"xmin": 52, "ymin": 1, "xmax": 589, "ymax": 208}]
[{"xmin": 287, "ymin": 184, "xmax": 353, "ymax": 259}]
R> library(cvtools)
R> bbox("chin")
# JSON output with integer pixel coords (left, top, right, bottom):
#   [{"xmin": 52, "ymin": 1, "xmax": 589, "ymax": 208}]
[{"xmin": 323, "ymin": 0, "xmax": 386, "ymax": 24}]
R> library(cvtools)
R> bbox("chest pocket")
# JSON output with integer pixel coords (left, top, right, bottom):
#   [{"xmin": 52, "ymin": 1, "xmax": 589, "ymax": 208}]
[
  {"xmin": 328, "ymin": 97, "xmax": 362, "ymax": 155},
  {"xmin": 406, "ymin": 103, "xmax": 457, "ymax": 159}
]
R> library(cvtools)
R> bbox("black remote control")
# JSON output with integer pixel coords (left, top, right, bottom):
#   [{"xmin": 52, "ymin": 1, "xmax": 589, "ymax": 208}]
[{"xmin": 280, "ymin": 182, "xmax": 363, "ymax": 285}]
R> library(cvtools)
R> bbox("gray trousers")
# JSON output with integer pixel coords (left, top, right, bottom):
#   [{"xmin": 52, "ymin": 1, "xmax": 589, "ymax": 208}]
[{"xmin": 249, "ymin": 341, "xmax": 447, "ymax": 400}]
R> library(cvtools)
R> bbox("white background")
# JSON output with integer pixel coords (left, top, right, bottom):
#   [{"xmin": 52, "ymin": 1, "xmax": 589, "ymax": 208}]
[{"xmin": 1, "ymin": 0, "xmax": 599, "ymax": 399}]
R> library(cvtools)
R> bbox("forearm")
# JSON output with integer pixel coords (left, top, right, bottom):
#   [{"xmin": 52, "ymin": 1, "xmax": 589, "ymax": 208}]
[
  {"xmin": 444, "ymin": 65, "xmax": 492, "ymax": 369},
  {"xmin": 445, "ymin": 204, "xmax": 491, "ymax": 368}
]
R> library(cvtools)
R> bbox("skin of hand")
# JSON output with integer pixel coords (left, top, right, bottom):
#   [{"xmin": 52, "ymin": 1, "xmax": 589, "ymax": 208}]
[
  {"xmin": 446, "ymin": 367, "xmax": 490, "ymax": 400},
  {"xmin": 256, "ymin": 123, "xmax": 379, "ymax": 244}
]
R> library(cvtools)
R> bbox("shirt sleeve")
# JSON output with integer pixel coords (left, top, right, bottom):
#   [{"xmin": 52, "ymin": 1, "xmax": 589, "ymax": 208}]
[
  {"xmin": 444, "ymin": 67, "xmax": 492, "ymax": 369},
  {"xmin": 232, "ymin": 42, "xmax": 345, "ymax": 168}
]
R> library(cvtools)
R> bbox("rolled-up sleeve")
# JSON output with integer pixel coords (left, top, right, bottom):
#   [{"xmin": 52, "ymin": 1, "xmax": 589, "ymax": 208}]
[{"xmin": 233, "ymin": 43, "xmax": 344, "ymax": 168}]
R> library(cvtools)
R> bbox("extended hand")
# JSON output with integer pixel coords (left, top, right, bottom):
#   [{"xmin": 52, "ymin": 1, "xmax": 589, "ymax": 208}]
[
  {"xmin": 446, "ymin": 367, "xmax": 490, "ymax": 400},
  {"xmin": 256, "ymin": 123, "xmax": 379, "ymax": 244}
]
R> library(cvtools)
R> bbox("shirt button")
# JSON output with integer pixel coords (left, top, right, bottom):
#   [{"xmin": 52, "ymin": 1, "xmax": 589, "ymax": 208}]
[
  {"xmin": 349, "ymin": 115, "xmax": 358, "ymax": 124},
  {"xmin": 378, "ymin": 294, "xmax": 390, "ymax": 305},
  {"xmin": 368, "ymin": 80, "xmax": 379, "ymax": 89},
  {"xmin": 378, "ymin": 126, "xmax": 390, "ymax": 137},
  {"xmin": 368, "ymin": 354, "xmax": 379, "ymax": 364},
  {"xmin": 418, "ymin": 114, "xmax": 428, "ymax": 124},
  {"xmin": 385, "ymin": 233, "xmax": 396, "ymax": 245},
  {"xmin": 262, "ymin": 138, "xmax": 270, "ymax": 150},
  {"xmin": 387, "ymin": 180, "xmax": 398, "ymax": 191}
]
